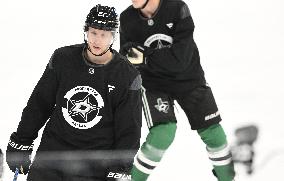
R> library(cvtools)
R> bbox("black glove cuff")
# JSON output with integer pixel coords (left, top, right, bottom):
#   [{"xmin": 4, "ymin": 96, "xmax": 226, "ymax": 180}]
[
  {"xmin": 121, "ymin": 42, "xmax": 154, "ymax": 57},
  {"xmin": 8, "ymin": 132, "xmax": 34, "ymax": 152},
  {"xmin": 6, "ymin": 132, "xmax": 34, "ymax": 175},
  {"xmin": 135, "ymin": 45, "xmax": 154, "ymax": 57},
  {"xmin": 106, "ymin": 166, "xmax": 132, "ymax": 180},
  {"xmin": 120, "ymin": 42, "xmax": 137, "ymax": 56}
]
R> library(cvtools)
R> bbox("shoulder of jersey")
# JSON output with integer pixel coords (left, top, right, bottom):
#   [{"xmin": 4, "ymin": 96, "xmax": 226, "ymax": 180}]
[
  {"xmin": 49, "ymin": 43, "xmax": 84, "ymax": 69},
  {"xmin": 55, "ymin": 43, "xmax": 84, "ymax": 55},
  {"xmin": 116, "ymin": 51, "xmax": 136, "ymax": 68},
  {"xmin": 166, "ymin": 0, "xmax": 187, "ymax": 8},
  {"xmin": 165, "ymin": 0, "xmax": 190, "ymax": 19},
  {"xmin": 167, "ymin": 0, "xmax": 183, "ymax": 3},
  {"xmin": 116, "ymin": 52, "xmax": 139, "ymax": 75},
  {"xmin": 120, "ymin": 5, "xmax": 136, "ymax": 19},
  {"xmin": 53, "ymin": 43, "xmax": 84, "ymax": 61}
]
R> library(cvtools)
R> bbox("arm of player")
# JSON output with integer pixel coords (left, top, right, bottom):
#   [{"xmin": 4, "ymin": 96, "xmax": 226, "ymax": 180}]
[
  {"xmin": 107, "ymin": 74, "xmax": 142, "ymax": 178},
  {"xmin": 146, "ymin": 3, "xmax": 196, "ymax": 73},
  {"xmin": 119, "ymin": 25, "xmax": 129, "ymax": 56},
  {"xmin": 114, "ymin": 74, "xmax": 142, "ymax": 150},
  {"xmin": 16, "ymin": 50, "xmax": 59, "ymax": 140},
  {"xmin": 6, "ymin": 50, "xmax": 59, "ymax": 174}
]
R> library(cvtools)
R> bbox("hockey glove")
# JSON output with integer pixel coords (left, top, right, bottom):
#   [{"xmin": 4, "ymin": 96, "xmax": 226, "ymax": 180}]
[
  {"xmin": 106, "ymin": 167, "xmax": 132, "ymax": 181},
  {"xmin": 120, "ymin": 42, "xmax": 153, "ymax": 68},
  {"xmin": 6, "ymin": 132, "xmax": 34, "ymax": 175},
  {"xmin": 120, "ymin": 42, "xmax": 136, "ymax": 57}
]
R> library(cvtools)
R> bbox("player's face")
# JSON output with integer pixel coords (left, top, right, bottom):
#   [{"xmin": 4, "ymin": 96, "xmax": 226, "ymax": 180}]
[
  {"xmin": 86, "ymin": 27, "xmax": 114, "ymax": 55},
  {"xmin": 132, "ymin": 0, "xmax": 148, "ymax": 9}
]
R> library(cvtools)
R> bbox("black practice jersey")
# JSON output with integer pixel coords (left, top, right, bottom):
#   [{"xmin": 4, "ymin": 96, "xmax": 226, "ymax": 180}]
[
  {"xmin": 16, "ymin": 44, "xmax": 142, "ymax": 151},
  {"xmin": 120, "ymin": 0, "xmax": 206, "ymax": 94}
]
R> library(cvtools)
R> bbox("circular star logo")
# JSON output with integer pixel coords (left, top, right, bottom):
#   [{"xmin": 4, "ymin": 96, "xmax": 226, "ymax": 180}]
[
  {"xmin": 62, "ymin": 86, "xmax": 104, "ymax": 129},
  {"xmin": 144, "ymin": 34, "xmax": 173, "ymax": 49}
]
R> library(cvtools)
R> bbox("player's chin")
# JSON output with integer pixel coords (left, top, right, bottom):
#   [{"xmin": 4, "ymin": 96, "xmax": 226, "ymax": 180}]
[
  {"xmin": 132, "ymin": 1, "xmax": 142, "ymax": 8},
  {"xmin": 91, "ymin": 47, "xmax": 102, "ymax": 54},
  {"xmin": 133, "ymin": 5, "xmax": 142, "ymax": 9}
]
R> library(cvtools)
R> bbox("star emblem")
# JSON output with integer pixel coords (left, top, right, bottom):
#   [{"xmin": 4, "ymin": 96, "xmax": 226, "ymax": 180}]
[
  {"xmin": 154, "ymin": 98, "xmax": 169, "ymax": 113},
  {"xmin": 156, "ymin": 39, "xmax": 165, "ymax": 49},
  {"xmin": 156, "ymin": 39, "xmax": 172, "ymax": 49},
  {"xmin": 69, "ymin": 95, "xmax": 98, "ymax": 122}
]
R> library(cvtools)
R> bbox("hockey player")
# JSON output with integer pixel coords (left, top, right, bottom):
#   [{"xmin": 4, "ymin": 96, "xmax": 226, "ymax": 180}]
[
  {"xmin": 119, "ymin": 0, "xmax": 235, "ymax": 180},
  {"xmin": 6, "ymin": 4, "xmax": 142, "ymax": 181}
]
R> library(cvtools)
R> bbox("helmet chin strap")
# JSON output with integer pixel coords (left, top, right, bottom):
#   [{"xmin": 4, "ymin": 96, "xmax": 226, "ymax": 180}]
[
  {"xmin": 87, "ymin": 44, "xmax": 112, "ymax": 56},
  {"xmin": 139, "ymin": 0, "xmax": 150, "ymax": 9}
]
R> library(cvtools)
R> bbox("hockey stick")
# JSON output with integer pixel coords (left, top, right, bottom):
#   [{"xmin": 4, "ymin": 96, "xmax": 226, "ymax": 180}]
[
  {"xmin": 13, "ymin": 168, "xmax": 19, "ymax": 181},
  {"xmin": 0, "ymin": 149, "xmax": 3, "ymax": 179}
]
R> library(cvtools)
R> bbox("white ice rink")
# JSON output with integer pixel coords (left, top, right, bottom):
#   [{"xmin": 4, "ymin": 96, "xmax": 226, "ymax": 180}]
[{"xmin": 1, "ymin": 0, "xmax": 284, "ymax": 180}]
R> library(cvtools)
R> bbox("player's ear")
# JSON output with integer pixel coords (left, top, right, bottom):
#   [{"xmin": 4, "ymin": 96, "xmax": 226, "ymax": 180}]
[
  {"xmin": 83, "ymin": 31, "xmax": 88, "ymax": 43},
  {"xmin": 112, "ymin": 31, "xmax": 117, "ymax": 41},
  {"xmin": 110, "ymin": 31, "xmax": 117, "ymax": 45}
]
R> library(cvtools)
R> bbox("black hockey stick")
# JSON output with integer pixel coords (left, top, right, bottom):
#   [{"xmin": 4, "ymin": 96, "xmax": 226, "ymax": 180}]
[{"xmin": 0, "ymin": 149, "xmax": 3, "ymax": 180}]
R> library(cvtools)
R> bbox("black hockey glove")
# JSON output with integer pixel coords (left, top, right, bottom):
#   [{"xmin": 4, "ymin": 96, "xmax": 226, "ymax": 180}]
[
  {"xmin": 120, "ymin": 42, "xmax": 136, "ymax": 57},
  {"xmin": 6, "ymin": 132, "xmax": 34, "ymax": 175},
  {"xmin": 120, "ymin": 42, "xmax": 153, "ymax": 68},
  {"xmin": 106, "ymin": 167, "xmax": 132, "ymax": 181}
]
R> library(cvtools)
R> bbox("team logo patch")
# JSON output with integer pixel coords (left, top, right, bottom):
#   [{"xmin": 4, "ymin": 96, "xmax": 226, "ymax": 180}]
[
  {"xmin": 154, "ymin": 98, "xmax": 169, "ymax": 113},
  {"xmin": 108, "ymin": 84, "xmax": 115, "ymax": 92},
  {"xmin": 62, "ymin": 86, "xmax": 104, "ymax": 129},
  {"xmin": 144, "ymin": 34, "xmax": 173, "ymax": 50},
  {"xmin": 166, "ymin": 23, "xmax": 173, "ymax": 29}
]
